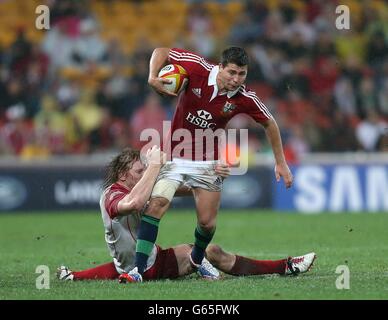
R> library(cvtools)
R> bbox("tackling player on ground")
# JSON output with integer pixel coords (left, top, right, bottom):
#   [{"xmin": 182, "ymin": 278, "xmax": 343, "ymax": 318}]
[
  {"xmin": 57, "ymin": 147, "xmax": 316, "ymax": 282},
  {"xmin": 127, "ymin": 47, "xmax": 294, "ymax": 282}
]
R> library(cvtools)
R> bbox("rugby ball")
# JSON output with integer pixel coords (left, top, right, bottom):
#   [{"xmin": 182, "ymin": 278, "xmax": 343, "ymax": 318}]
[{"xmin": 158, "ymin": 64, "xmax": 188, "ymax": 94}]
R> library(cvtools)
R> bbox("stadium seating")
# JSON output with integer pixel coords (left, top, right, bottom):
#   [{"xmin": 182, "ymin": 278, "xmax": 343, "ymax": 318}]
[{"xmin": 0, "ymin": 0, "xmax": 387, "ymax": 158}]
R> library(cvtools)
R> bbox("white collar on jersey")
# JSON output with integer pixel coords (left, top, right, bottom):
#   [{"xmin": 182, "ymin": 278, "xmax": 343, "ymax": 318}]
[{"xmin": 208, "ymin": 65, "xmax": 240, "ymax": 101}]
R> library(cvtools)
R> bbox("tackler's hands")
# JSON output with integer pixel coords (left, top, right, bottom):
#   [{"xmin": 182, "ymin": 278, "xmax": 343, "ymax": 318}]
[
  {"xmin": 148, "ymin": 76, "xmax": 178, "ymax": 97},
  {"xmin": 274, "ymin": 162, "xmax": 293, "ymax": 189},
  {"xmin": 146, "ymin": 145, "xmax": 167, "ymax": 167}
]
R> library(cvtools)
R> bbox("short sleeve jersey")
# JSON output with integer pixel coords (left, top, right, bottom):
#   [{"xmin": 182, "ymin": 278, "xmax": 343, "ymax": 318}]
[
  {"xmin": 167, "ymin": 48, "xmax": 273, "ymax": 161},
  {"xmin": 100, "ymin": 183, "xmax": 157, "ymax": 274}
]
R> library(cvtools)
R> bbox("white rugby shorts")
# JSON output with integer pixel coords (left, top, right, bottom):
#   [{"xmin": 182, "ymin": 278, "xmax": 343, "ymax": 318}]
[{"xmin": 151, "ymin": 158, "xmax": 223, "ymax": 201}]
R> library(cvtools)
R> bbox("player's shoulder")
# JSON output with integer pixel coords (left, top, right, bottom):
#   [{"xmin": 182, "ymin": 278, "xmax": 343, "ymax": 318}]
[
  {"xmin": 103, "ymin": 183, "xmax": 129, "ymax": 199},
  {"xmin": 235, "ymin": 85, "xmax": 273, "ymax": 118},
  {"xmin": 169, "ymin": 48, "xmax": 215, "ymax": 74},
  {"xmin": 237, "ymin": 84, "xmax": 262, "ymax": 102}
]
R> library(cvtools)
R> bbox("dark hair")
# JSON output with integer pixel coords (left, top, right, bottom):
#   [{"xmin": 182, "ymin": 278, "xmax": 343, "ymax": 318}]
[
  {"xmin": 103, "ymin": 148, "xmax": 140, "ymax": 189},
  {"xmin": 221, "ymin": 47, "xmax": 249, "ymax": 67}
]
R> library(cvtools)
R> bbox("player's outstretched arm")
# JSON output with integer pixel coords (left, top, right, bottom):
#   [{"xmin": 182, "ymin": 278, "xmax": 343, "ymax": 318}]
[
  {"xmin": 118, "ymin": 146, "xmax": 166, "ymax": 215},
  {"xmin": 148, "ymin": 47, "xmax": 177, "ymax": 97},
  {"xmin": 262, "ymin": 118, "xmax": 293, "ymax": 188}
]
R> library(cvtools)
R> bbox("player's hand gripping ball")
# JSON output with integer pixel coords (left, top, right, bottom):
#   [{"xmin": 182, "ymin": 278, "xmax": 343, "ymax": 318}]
[{"xmin": 158, "ymin": 64, "xmax": 188, "ymax": 94}]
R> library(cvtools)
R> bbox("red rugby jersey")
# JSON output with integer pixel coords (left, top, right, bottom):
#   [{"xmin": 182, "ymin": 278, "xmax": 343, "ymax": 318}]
[
  {"xmin": 166, "ymin": 48, "xmax": 273, "ymax": 161},
  {"xmin": 103, "ymin": 183, "xmax": 131, "ymax": 219}
]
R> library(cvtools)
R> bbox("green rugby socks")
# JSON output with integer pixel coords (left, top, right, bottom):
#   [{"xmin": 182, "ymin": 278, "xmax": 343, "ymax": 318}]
[
  {"xmin": 135, "ymin": 215, "xmax": 160, "ymax": 275},
  {"xmin": 191, "ymin": 225, "xmax": 215, "ymax": 265}
]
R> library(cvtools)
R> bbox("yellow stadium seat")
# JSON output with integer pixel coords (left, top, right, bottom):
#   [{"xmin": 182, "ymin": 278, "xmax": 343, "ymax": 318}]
[
  {"xmin": 266, "ymin": 0, "xmax": 279, "ymax": 10},
  {"xmin": 0, "ymin": 29, "xmax": 18, "ymax": 47},
  {"xmin": 204, "ymin": 1, "xmax": 221, "ymax": 15},
  {"xmin": 121, "ymin": 43, "xmax": 135, "ymax": 55},
  {"xmin": 0, "ymin": 1, "xmax": 17, "ymax": 12},
  {"xmin": 60, "ymin": 67, "xmax": 83, "ymax": 80},
  {"xmin": 26, "ymin": 29, "xmax": 45, "ymax": 44},
  {"xmin": 291, "ymin": 0, "xmax": 306, "ymax": 11},
  {"xmin": 121, "ymin": 66, "xmax": 134, "ymax": 77},
  {"xmin": 225, "ymin": 1, "xmax": 244, "ymax": 15},
  {"xmin": 112, "ymin": 0, "xmax": 135, "ymax": 14}
]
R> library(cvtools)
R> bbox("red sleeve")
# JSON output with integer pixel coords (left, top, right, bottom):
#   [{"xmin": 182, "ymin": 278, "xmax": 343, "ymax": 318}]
[
  {"xmin": 168, "ymin": 48, "xmax": 214, "ymax": 75},
  {"xmin": 105, "ymin": 190, "xmax": 127, "ymax": 219},
  {"xmin": 239, "ymin": 88, "xmax": 273, "ymax": 124}
]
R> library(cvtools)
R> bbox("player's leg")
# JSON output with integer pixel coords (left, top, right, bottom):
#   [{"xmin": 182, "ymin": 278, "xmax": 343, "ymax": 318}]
[
  {"xmin": 191, "ymin": 188, "xmax": 221, "ymax": 265},
  {"xmin": 134, "ymin": 196, "xmax": 169, "ymax": 275},
  {"xmin": 185, "ymin": 162, "xmax": 223, "ymax": 267},
  {"xmin": 142, "ymin": 244, "xmax": 219, "ymax": 280},
  {"xmin": 206, "ymin": 244, "xmax": 317, "ymax": 276},
  {"xmin": 57, "ymin": 262, "xmax": 119, "ymax": 281},
  {"xmin": 172, "ymin": 244, "xmax": 194, "ymax": 276},
  {"xmin": 172, "ymin": 244, "xmax": 219, "ymax": 279},
  {"xmin": 141, "ymin": 245, "xmax": 193, "ymax": 281},
  {"xmin": 205, "ymin": 244, "xmax": 287, "ymax": 276},
  {"xmin": 134, "ymin": 178, "xmax": 181, "ymax": 276}
]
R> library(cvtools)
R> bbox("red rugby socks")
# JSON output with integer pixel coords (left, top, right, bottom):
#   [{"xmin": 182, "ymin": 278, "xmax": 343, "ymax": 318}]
[
  {"xmin": 72, "ymin": 262, "xmax": 119, "ymax": 280},
  {"xmin": 228, "ymin": 255, "xmax": 287, "ymax": 276}
]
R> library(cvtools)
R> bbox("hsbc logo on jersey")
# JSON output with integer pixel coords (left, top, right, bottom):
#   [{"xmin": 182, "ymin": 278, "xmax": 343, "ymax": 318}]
[
  {"xmin": 186, "ymin": 110, "xmax": 216, "ymax": 128},
  {"xmin": 197, "ymin": 110, "xmax": 212, "ymax": 120}
]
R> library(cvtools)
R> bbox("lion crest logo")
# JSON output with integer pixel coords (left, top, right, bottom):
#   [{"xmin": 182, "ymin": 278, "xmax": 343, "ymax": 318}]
[{"xmin": 221, "ymin": 102, "xmax": 236, "ymax": 116}]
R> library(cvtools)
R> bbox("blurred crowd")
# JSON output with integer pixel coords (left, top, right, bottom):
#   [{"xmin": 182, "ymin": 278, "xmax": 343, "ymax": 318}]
[{"xmin": 0, "ymin": 0, "xmax": 387, "ymax": 163}]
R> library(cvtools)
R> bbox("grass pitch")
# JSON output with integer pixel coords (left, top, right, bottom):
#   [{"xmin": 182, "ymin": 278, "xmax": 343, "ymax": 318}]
[{"xmin": 0, "ymin": 210, "xmax": 387, "ymax": 300}]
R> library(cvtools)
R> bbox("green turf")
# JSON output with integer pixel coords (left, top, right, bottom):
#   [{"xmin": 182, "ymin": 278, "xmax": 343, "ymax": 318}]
[{"xmin": 0, "ymin": 210, "xmax": 387, "ymax": 300}]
